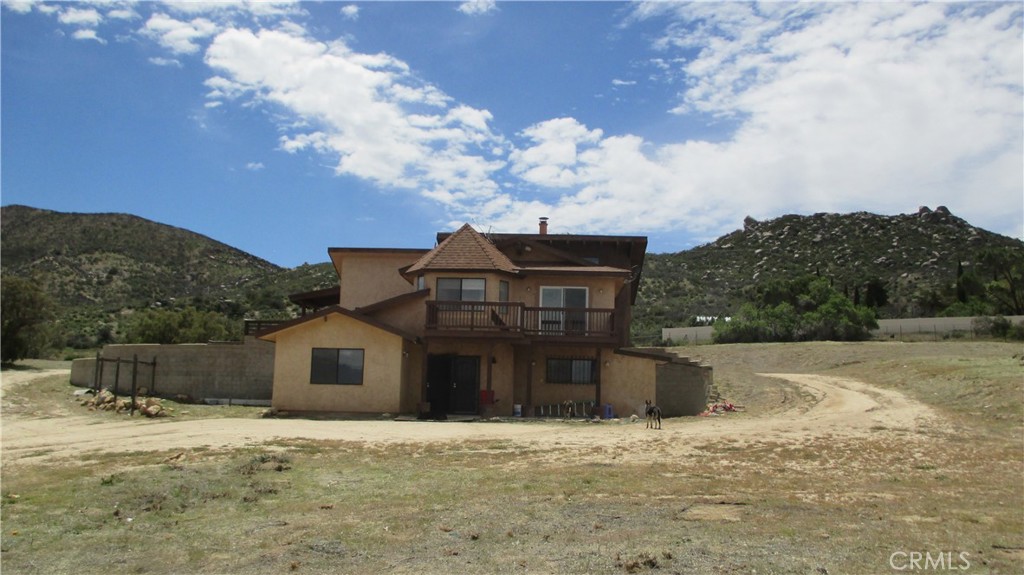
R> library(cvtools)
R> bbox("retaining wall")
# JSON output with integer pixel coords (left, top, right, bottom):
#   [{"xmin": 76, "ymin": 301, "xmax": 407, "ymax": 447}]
[{"xmin": 70, "ymin": 336, "xmax": 274, "ymax": 401}]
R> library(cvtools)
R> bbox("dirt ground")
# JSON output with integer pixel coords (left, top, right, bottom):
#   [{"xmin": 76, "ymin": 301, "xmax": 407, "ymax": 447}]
[
  {"xmin": 2, "ymin": 342, "xmax": 1021, "ymax": 574},
  {"xmin": 0, "ymin": 366, "xmax": 943, "ymax": 466}
]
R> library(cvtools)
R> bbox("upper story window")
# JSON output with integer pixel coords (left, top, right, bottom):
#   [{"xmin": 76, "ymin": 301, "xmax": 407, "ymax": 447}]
[
  {"xmin": 437, "ymin": 278, "xmax": 485, "ymax": 302},
  {"xmin": 499, "ymin": 280, "xmax": 509, "ymax": 302}
]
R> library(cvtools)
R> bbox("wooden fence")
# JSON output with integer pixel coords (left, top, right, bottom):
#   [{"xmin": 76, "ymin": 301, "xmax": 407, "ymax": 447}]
[{"xmin": 92, "ymin": 353, "xmax": 156, "ymax": 417}]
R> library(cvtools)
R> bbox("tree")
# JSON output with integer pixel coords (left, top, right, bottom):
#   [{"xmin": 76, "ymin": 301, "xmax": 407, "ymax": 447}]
[
  {"xmin": 1, "ymin": 275, "xmax": 56, "ymax": 364},
  {"xmin": 123, "ymin": 306, "xmax": 238, "ymax": 344},
  {"xmin": 714, "ymin": 275, "xmax": 876, "ymax": 343},
  {"xmin": 978, "ymin": 248, "xmax": 1024, "ymax": 314},
  {"xmin": 863, "ymin": 278, "xmax": 889, "ymax": 309}
]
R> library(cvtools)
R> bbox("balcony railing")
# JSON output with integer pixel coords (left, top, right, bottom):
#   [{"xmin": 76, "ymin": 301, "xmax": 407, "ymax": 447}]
[{"xmin": 425, "ymin": 301, "xmax": 617, "ymax": 341}]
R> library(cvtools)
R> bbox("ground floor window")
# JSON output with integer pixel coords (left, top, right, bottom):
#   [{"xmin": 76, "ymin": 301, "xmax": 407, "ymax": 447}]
[
  {"xmin": 311, "ymin": 348, "xmax": 364, "ymax": 385},
  {"xmin": 546, "ymin": 357, "xmax": 597, "ymax": 384}
]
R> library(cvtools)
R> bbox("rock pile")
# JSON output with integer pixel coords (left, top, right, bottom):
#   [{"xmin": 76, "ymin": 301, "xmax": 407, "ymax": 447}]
[{"xmin": 80, "ymin": 389, "xmax": 168, "ymax": 417}]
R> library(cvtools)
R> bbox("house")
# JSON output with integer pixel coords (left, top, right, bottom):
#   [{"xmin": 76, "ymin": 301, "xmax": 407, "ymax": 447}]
[{"xmin": 257, "ymin": 219, "xmax": 712, "ymax": 418}]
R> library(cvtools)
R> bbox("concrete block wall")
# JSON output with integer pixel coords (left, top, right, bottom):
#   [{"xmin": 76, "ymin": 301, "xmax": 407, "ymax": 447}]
[
  {"xmin": 656, "ymin": 361, "xmax": 713, "ymax": 416},
  {"xmin": 70, "ymin": 337, "xmax": 274, "ymax": 401},
  {"xmin": 662, "ymin": 315, "xmax": 1024, "ymax": 343}
]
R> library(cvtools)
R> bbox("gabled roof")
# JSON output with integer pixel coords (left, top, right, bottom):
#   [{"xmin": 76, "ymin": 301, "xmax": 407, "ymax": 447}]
[
  {"xmin": 256, "ymin": 306, "xmax": 419, "ymax": 343},
  {"xmin": 354, "ymin": 289, "xmax": 430, "ymax": 315},
  {"xmin": 404, "ymin": 223, "xmax": 518, "ymax": 276}
]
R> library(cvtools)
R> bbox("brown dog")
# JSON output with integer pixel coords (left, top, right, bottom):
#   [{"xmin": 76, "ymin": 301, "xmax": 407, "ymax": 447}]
[{"xmin": 645, "ymin": 400, "xmax": 662, "ymax": 429}]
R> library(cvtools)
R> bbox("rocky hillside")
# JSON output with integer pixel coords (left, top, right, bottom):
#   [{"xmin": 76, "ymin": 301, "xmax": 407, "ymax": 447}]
[
  {"xmin": 1, "ymin": 205, "xmax": 283, "ymax": 308},
  {"xmin": 634, "ymin": 206, "xmax": 1023, "ymax": 338},
  {"xmin": 1, "ymin": 205, "xmax": 336, "ymax": 343},
  {"xmin": 3, "ymin": 204, "xmax": 1021, "ymax": 348}
]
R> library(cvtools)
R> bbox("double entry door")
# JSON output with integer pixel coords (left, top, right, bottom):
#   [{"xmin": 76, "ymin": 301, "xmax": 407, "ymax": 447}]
[{"xmin": 426, "ymin": 354, "xmax": 480, "ymax": 416}]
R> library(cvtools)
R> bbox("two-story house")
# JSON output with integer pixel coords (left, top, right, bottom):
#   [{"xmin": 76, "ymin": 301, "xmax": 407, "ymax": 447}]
[{"xmin": 257, "ymin": 219, "xmax": 712, "ymax": 418}]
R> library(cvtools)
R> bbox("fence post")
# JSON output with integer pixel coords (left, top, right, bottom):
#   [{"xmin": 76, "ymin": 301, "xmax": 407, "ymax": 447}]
[
  {"xmin": 130, "ymin": 355, "xmax": 139, "ymax": 417},
  {"xmin": 113, "ymin": 359, "xmax": 121, "ymax": 403},
  {"xmin": 150, "ymin": 357, "xmax": 157, "ymax": 396},
  {"xmin": 93, "ymin": 351, "xmax": 101, "ymax": 392}
]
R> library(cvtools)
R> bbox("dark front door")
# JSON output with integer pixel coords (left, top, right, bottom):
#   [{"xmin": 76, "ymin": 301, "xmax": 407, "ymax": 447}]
[{"xmin": 426, "ymin": 354, "xmax": 480, "ymax": 416}]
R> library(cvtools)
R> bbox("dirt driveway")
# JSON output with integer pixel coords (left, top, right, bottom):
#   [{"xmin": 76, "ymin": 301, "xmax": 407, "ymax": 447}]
[{"xmin": 1, "ymin": 368, "xmax": 943, "ymax": 466}]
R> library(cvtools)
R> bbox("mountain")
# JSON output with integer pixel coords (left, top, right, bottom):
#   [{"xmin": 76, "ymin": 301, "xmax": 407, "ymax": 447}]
[
  {"xmin": 0, "ymin": 205, "xmax": 336, "ymax": 343},
  {"xmin": 632, "ymin": 206, "xmax": 1024, "ymax": 340},
  {"xmin": 3, "ymin": 204, "xmax": 1021, "ymax": 348}
]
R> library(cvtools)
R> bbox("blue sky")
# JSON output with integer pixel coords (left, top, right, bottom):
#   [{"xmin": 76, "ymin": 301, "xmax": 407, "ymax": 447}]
[{"xmin": 2, "ymin": 1, "xmax": 1022, "ymax": 268}]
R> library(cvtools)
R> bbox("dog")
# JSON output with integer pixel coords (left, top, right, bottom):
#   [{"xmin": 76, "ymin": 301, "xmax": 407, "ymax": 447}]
[
  {"xmin": 645, "ymin": 400, "xmax": 662, "ymax": 430},
  {"xmin": 562, "ymin": 400, "xmax": 576, "ymax": 420}
]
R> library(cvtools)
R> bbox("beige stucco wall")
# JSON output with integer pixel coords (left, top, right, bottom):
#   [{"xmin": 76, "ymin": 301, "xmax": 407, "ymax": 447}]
[
  {"xmin": 364, "ymin": 293, "xmax": 426, "ymax": 337},
  {"xmin": 516, "ymin": 276, "xmax": 622, "ymax": 309},
  {"xmin": 422, "ymin": 272, "xmax": 622, "ymax": 309},
  {"xmin": 270, "ymin": 313, "xmax": 408, "ymax": 413},
  {"xmin": 332, "ymin": 251, "xmax": 424, "ymax": 310},
  {"xmin": 513, "ymin": 346, "xmax": 699, "ymax": 419},
  {"xmin": 518, "ymin": 345, "xmax": 621, "ymax": 415}
]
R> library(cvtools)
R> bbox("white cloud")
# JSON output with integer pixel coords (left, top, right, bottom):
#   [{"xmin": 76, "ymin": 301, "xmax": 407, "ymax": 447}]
[
  {"xmin": 59, "ymin": 7, "xmax": 103, "ymax": 27},
  {"xmin": 246, "ymin": 161, "xmax": 265, "ymax": 171},
  {"xmin": 3, "ymin": 1, "xmax": 34, "ymax": 15},
  {"xmin": 509, "ymin": 118, "xmax": 603, "ymax": 188},
  {"xmin": 149, "ymin": 56, "xmax": 182, "ymax": 67},
  {"xmin": 341, "ymin": 4, "xmax": 358, "ymax": 20},
  {"xmin": 205, "ymin": 27, "xmax": 505, "ymax": 203},
  {"xmin": 10, "ymin": 1, "xmax": 1019, "ymax": 242},
  {"xmin": 72, "ymin": 29, "xmax": 106, "ymax": 44},
  {"xmin": 107, "ymin": 8, "xmax": 139, "ymax": 21},
  {"xmin": 485, "ymin": 3, "xmax": 1023, "ymax": 240},
  {"xmin": 458, "ymin": 1, "xmax": 496, "ymax": 16},
  {"xmin": 142, "ymin": 13, "xmax": 220, "ymax": 55}
]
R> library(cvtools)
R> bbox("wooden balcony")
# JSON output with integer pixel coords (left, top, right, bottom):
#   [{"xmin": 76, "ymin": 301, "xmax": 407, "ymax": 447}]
[{"xmin": 425, "ymin": 301, "xmax": 619, "ymax": 343}]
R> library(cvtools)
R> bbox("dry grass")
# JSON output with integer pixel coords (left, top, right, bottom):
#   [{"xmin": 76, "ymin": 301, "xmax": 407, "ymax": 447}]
[{"xmin": 2, "ymin": 341, "xmax": 1022, "ymax": 574}]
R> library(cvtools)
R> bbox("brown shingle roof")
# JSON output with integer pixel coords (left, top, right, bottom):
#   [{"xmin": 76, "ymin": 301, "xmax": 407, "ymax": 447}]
[{"xmin": 404, "ymin": 223, "xmax": 518, "ymax": 276}]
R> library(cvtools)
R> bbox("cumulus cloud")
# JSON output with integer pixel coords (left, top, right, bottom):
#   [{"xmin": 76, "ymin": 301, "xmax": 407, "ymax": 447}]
[
  {"xmin": 141, "ymin": 13, "xmax": 220, "ymax": 55},
  {"xmin": 10, "ymin": 1, "xmax": 1021, "ymax": 241},
  {"xmin": 149, "ymin": 56, "xmax": 182, "ymax": 67},
  {"xmin": 58, "ymin": 7, "xmax": 102, "ymax": 27},
  {"xmin": 72, "ymin": 29, "xmax": 106, "ymax": 44},
  {"xmin": 509, "ymin": 118, "xmax": 603, "ymax": 188},
  {"xmin": 205, "ymin": 27, "xmax": 506, "ymax": 205},
  {"xmin": 458, "ymin": 1, "xmax": 497, "ymax": 16},
  {"xmin": 487, "ymin": 2, "xmax": 1023, "ymax": 239},
  {"xmin": 3, "ymin": 1, "xmax": 34, "ymax": 15}
]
